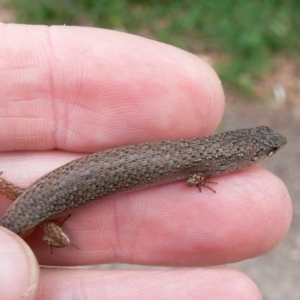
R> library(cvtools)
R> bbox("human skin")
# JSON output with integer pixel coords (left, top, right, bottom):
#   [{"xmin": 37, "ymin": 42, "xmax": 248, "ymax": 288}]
[{"xmin": 0, "ymin": 24, "xmax": 292, "ymax": 299}]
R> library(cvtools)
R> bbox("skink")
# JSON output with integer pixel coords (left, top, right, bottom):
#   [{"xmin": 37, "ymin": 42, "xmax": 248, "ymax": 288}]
[{"xmin": 0, "ymin": 126, "xmax": 287, "ymax": 249}]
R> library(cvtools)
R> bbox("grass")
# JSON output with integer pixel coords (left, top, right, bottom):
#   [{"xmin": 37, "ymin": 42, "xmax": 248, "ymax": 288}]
[{"xmin": 7, "ymin": 0, "xmax": 300, "ymax": 93}]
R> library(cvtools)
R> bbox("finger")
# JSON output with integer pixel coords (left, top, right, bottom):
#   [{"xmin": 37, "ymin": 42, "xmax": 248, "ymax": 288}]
[
  {"xmin": 38, "ymin": 267, "xmax": 262, "ymax": 300},
  {"xmin": 25, "ymin": 167, "xmax": 290, "ymax": 267},
  {"xmin": 0, "ymin": 227, "xmax": 39, "ymax": 299},
  {"xmin": 0, "ymin": 24, "xmax": 224, "ymax": 152}
]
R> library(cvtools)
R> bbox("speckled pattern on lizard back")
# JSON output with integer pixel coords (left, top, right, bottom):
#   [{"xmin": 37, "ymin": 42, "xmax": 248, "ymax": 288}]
[{"xmin": 0, "ymin": 126, "xmax": 287, "ymax": 248}]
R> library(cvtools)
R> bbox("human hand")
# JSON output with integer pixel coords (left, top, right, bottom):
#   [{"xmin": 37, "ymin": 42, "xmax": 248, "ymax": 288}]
[{"xmin": 0, "ymin": 24, "xmax": 291, "ymax": 299}]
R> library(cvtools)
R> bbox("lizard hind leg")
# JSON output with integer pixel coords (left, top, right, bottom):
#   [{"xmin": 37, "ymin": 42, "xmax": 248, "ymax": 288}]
[
  {"xmin": 0, "ymin": 172, "xmax": 25, "ymax": 201},
  {"xmin": 0, "ymin": 173, "xmax": 80, "ymax": 252},
  {"xmin": 41, "ymin": 217, "xmax": 80, "ymax": 253}
]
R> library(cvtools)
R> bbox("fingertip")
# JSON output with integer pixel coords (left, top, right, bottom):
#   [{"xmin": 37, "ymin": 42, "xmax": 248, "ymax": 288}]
[
  {"xmin": 218, "ymin": 269, "xmax": 263, "ymax": 300},
  {"xmin": 0, "ymin": 227, "xmax": 39, "ymax": 299},
  {"xmin": 256, "ymin": 170, "xmax": 292, "ymax": 246},
  {"xmin": 210, "ymin": 168, "xmax": 292, "ymax": 259}
]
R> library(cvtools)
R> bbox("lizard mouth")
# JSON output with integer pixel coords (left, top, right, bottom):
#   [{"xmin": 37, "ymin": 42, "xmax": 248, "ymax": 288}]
[{"xmin": 267, "ymin": 142, "xmax": 287, "ymax": 157}]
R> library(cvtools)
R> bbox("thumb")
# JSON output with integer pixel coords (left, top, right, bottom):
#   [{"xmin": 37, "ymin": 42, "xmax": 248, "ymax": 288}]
[{"xmin": 0, "ymin": 227, "xmax": 39, "ymax": 299}]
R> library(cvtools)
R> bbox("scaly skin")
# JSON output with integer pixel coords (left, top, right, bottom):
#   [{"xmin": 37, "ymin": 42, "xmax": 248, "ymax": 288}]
[{"xmin": 0, "ymin": 126, "xmax": 287, "ymax": 248}]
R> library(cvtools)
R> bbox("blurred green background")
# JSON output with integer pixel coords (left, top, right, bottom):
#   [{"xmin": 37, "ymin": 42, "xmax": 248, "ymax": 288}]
[{"xmin": 6, "ymin": 0, "xmax": 300, "ymax": 94}]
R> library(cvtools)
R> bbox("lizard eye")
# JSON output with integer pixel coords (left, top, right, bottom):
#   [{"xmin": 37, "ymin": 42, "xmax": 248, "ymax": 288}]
[{"xmin": 267, "ymin": 147, "xmax": 280, "ymax": 157}]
